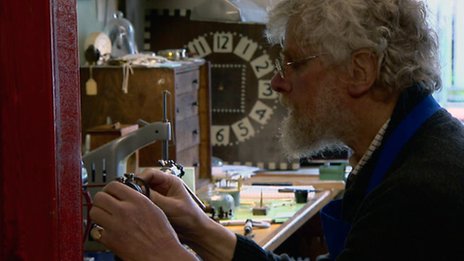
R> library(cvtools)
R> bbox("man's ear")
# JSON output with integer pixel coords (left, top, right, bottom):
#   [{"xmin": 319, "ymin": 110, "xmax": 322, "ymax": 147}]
[{"xmin": 345, "ymin": 49, "xmax": 378, "ymax": 98}]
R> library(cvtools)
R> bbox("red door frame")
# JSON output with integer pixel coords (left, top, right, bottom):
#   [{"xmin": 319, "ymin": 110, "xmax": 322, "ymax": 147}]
[{"xmin": 1, "ymin": 1, "xmax": 82, "ymax": 260}]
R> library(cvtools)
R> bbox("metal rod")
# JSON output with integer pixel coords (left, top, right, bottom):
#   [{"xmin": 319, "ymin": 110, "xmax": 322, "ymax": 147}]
[
  {"xmin": 162, "ymin": 90, "xmax": 169, "ymax": 160},
  {"xmin": 181, "ymin": 181, "xmax": 206, "ymax": 211}
]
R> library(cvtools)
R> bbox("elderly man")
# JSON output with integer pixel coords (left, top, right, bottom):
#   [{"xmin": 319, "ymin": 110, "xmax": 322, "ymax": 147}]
[{"xmin": 90, "ymin": 0, "xmax": 464, "ymax": 260}]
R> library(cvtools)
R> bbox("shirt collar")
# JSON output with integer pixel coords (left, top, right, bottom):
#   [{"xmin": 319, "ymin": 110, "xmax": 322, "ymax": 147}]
[{"xmin": 350, "ymin": 119, "xmax": 390, "ymax": 176}]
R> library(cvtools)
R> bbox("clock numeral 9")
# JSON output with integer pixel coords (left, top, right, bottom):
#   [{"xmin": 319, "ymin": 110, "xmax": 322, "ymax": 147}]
[
  {"xmin": 232, "ymin": 118, "xmax": 256, "ymax": 142},
  {"xmin": 212, "ymin": 126, "xmax": 230, "ymax": 146}
]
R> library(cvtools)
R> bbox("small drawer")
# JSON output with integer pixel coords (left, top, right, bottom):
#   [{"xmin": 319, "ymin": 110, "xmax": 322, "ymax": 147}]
[
  {"xmin": 175, "ymin": 91, "xmax": 199, "ymax": 121},
  {"xmin": 175, "ymin": 70, "xmax": 199, "ymax": 95},
  {"xmin": 176, "ymin": 145, "xmax": 200, "ymax": 180},
  {"xmin": 174, "ymin": 116, "xmax": 200, "ymax": 151},
  {"xmin": 176, "ymin": 145, "xmax": 200, "ymax": 168}
]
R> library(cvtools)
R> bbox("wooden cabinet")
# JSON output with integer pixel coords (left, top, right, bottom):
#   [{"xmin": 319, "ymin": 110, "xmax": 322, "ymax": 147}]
[{"xmin": 80, "ymin": 62, "xmax": 212, "ymax": 182}]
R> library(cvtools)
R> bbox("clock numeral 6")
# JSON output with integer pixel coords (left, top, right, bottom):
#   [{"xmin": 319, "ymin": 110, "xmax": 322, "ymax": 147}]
[{"xmin": 212, "ymin": 126, "xmax": 230, "ymax": 146}]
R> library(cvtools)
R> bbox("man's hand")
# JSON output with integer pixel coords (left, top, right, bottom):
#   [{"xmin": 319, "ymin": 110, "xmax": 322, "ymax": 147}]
[
  {"xmin": 138, "ymin": 168, "xmax": 237, "ymax": 261},
  {"xmin": 137, "ymin": 168, "xmax": 207, "ymax": 241},
  {"xmin": 89, "ymin": 181, "xmax": 196, "ymax": 261}
]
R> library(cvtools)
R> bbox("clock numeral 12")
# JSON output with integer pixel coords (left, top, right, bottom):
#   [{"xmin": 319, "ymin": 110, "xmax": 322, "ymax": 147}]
[{"xmin": 213, "ymin": 33, "xmax": 233, "ymax": 53}]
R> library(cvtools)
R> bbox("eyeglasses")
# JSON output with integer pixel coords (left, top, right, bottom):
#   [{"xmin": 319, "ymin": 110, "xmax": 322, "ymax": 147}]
[{"xmin": 274, "ymin": 54, "xmax": 322, "ymax": 79}]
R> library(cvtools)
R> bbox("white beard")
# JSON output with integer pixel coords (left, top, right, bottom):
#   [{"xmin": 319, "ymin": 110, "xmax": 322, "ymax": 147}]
[{"xmin": 278, "ymin": 80, "xmax": 351, "ymax": 160}]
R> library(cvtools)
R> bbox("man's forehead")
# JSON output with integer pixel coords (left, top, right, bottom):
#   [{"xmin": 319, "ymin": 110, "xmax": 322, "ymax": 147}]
[
  {"xmin": 268, "ymin": 43, "xmax": 299, "ymax": 60},
  {"xmin": 282, "ymin": 35, "xmax": 306, "ymax": 57},
  {"xmin": 283, "ymin": 19, "xmax": 308, "ymax": 52}
]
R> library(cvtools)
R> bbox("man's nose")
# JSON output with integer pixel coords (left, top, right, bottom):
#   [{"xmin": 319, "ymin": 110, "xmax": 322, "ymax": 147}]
[{"xmin": 270, "ymin": 72, "xmax": 291, "ymax": 93}]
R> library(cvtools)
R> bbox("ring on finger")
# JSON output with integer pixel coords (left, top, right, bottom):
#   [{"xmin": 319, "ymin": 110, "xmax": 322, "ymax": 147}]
[{"xmin": 90, "ymin": 224, "xmax": 104, "ymax": 240}]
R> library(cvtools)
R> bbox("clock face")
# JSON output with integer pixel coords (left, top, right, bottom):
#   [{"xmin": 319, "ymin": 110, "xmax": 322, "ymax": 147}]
[
  {"xmin": 144, "ymin": 14, "xmax": 298, "ymax": 169},
  {"xmin": 185, "ymin": 31, "xmax": 279, "ymax": 146}
]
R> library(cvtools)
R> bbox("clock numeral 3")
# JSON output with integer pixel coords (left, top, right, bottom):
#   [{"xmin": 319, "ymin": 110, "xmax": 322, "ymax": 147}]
[{"xmin": 258, "ymin": 80, "xmax": 277, "ymax": 99}]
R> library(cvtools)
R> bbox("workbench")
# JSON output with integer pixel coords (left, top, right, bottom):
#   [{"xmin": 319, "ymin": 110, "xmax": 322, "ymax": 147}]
[{"xmin": 223, "ymin": 171, "xmax": 345, "ymax": 251}]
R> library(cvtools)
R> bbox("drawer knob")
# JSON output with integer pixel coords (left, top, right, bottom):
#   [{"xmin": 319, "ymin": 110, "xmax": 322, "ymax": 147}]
[
  {"xmin": 157, "ymin": 78, "xmax": 166, "ymax": 85},
  {"xmin": 192, "ymin": 129, "xmax": 198, "ymax": 135}
]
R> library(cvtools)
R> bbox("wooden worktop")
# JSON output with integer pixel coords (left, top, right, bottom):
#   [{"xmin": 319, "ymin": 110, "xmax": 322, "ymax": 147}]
[{"xmin": 223, "ymin": 172, "xmax": 344, "ymax": 250}]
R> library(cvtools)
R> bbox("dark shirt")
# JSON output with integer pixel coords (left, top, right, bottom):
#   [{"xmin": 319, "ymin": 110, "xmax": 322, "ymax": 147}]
[{"xmin": 232, "ymin": 86, "xmax": 464, "ymax": 260}]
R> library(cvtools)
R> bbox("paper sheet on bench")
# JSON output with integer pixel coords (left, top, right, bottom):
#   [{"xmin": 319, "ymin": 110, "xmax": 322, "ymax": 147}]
[{"xmin": 240, "ymin": 185, "xmax": 316, "ymax": 200}]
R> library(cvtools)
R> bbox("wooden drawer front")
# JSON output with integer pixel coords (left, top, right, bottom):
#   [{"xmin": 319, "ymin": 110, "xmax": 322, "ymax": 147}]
[
  {"xmin": 175, "ymin": 91, "xmax": 198, "ymax": 121},
  {"xmin": 175, "ymin": 70, "xmax": 199, "ymax": 95},
  {"xmin": 177, "ymin": 145, "xmax": 200, "ymax": 169},
  {"xmin": 175, "ymin": 116, "xmax": 200, "ymax": 151},
  {"xmin": 177, "ymin": 145, "xmax": 200, "ymax": 179}
]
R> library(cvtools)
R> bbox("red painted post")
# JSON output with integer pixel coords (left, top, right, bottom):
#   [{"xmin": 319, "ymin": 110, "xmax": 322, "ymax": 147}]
[{"xmin": 0, "ymin": 1, "xmax": 82, "ymax": 260}]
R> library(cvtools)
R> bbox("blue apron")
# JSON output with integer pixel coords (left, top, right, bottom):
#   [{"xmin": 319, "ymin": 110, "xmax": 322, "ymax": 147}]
[{"xmin": 320, "ymin": 95, "xmax": 441, "ymax": 260}]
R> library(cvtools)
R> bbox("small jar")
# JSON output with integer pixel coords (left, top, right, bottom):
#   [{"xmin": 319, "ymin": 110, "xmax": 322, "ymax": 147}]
[{"xmin": 200, "ymin": 185, "xmax": 235, "ymax": 219}]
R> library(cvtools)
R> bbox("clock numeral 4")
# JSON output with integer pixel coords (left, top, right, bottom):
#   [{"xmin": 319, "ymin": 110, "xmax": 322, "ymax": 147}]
[{"xmin": 249, "ymin": 101, "xmax": 273, "ymax": 125}]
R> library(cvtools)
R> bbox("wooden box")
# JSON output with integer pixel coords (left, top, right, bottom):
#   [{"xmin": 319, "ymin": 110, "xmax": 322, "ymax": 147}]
[{"xmin": 80, "ymin": 62, "xmax": 212, "ymax": 182}]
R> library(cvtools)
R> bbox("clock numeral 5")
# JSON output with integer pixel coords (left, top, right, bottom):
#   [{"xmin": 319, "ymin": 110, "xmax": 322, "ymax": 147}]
[{"xmin": 232, "ymin": 118, "xmax": 256, "ymax": 142}]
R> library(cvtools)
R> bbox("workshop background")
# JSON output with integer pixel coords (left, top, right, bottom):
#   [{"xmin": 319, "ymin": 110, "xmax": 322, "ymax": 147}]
[{"xmin": 1, "ymin": 0, "xmax": 462, "ymax": 260}]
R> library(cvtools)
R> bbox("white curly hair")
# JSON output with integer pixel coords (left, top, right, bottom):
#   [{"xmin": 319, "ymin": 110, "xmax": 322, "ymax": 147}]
[{"xmin": 266, "ymin": 0, "xmax": 441, "ymax": 95}]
